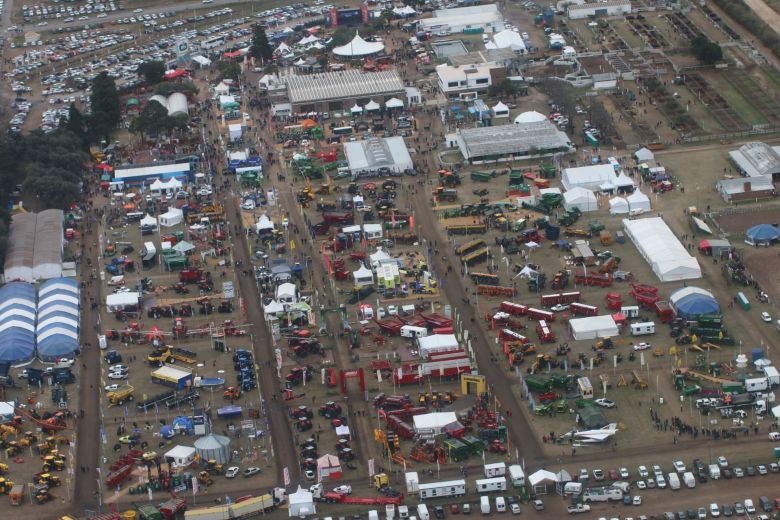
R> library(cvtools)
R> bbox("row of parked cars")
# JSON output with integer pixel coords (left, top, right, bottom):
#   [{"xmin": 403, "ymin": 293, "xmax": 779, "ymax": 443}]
[{"xmin": 22, "ymin": 0, "xmax": 118, "ymax": 23}]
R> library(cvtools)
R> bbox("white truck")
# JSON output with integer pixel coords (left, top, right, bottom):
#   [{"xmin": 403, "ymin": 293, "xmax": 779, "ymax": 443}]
[
  {"xmin": 405, "ymin": 472, "xmax": 419, "ymax": 494},
  {"xmin": 667, "ymin": 472, "xmax": 681, "ymax": 490},
  {"xmin": 416, "ymin": 504, "xmax": 430, "ymax": 520},
  {"xmin": 480, "ymin": 496, "xmax": 490, "ymax": 515},
  {"xmin": 582, "ymin": 487, "xmax": 623, "ymax": 503},
  {"xmin": 745, "ymin": 377, "xmax": 768, "ymax": 393},
  {"xmin": 708, "ymin": 464, "xmax": 721, "ymax": 480},
  {"xmin": 764, "ymin": 365, "xmax": 779, "ymax": 386},
  {"xmin": 682, "ymin": 471, "xmax": 696, "ymax": 488}
]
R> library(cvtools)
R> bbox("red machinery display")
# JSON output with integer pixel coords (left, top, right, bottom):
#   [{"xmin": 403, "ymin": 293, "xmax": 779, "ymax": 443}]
[
  {"xmin": 570, "ymin": 302, "xmax": 599, "ymax": 316},
  {"xmin": 527, "ymin": 307, "xmax": 555, "ymax": 322},
  {"xmin": 574, "ymin": 272, "xmax": 613, "ymax": 286},
  {"xmin": 654, "ymin": 301, "xmax": 674, "ymax": 322},
  {"xmin": 499, "ymin": 301, "xmax": 528, "ymax": 316},
  {"xmin": 606, "ymin": 292, "xmax": 622, "ymax": 311},
  {"xmin": 535, "ymin": 320, "xmax": 555, "ymax": 343}
]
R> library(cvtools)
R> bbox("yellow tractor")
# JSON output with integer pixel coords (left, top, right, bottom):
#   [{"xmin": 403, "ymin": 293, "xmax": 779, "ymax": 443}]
[
  {"xmin": 197, "ymin": 471, "xmax": 213, "ymax": 486},
  {"xmin": 34, "ymin": 473, "xmax": 61, "ymax": 487},
  {"xmin": 34, "ymin": 485, "xmax": 56, "ymax": 504},
  {"xmin": 205, "ymin": 459, "xmax": 223, "ymax": 475},
  {"xmin": 36, "ymin": 440, "xmax": 53, "ymax": 455},
  {"xmin": 0, "ymin": 477, "xmax": 15, "ymax": 494},
  {"xmin": 5, "ymin": 442, "xmax": 20, "ymax": 458},
  {"xmin": 0, "ymin": 463, "xmax": 9, "ymax": 475},
  {"xmin": 42, "ymin": 456, "xmax": 66, "ymax": 472}
]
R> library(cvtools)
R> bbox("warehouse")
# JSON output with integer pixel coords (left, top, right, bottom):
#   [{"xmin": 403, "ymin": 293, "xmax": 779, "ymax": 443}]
[
  {"xmin": 567, "ymin": 0, "xmax": 631, "ymax": 19},
  {"xmin": 419, "ymin": 4, "xmax": 503, "ymax": 35},
  {"xmin": 623, "ymin": 217, "xmax": 701, "ymax": 282},
  {"xmin": 3, "ymin": 210, "xmax": 65, "ymax": 283},
  {"xmin": 716, "ymin": 176, "xmax": 775, "ymax": 202},
  {"xmin": 728, "ymin": 142, "xmax": 780, "ymax": 179},
  {"xmin": 456, "ymin": 115, "xmax": 572, "ymax": 163},
  {"xmin": 344, "ymin": 136, "xmax": 413, "ymax": 177},
  {"xmin": 562, "ymin": 164, "xmax": 618, "ymax": 191},
  {"xmin": 285, "ymin": 70, "xmax": 405, "ymax": 112}
]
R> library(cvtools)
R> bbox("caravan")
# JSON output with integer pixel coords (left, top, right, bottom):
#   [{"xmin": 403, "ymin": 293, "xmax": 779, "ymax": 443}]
[
  {"xmin": 508, "ymin": 465, "xmax": 525, "ymax": 487},
  {"xmin": 475, "ymin": 477, "xmax": 507, "ymax": 494}
]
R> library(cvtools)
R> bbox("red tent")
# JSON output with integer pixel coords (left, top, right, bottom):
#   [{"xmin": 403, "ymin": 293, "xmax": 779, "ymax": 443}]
[
  {"xmin": 222, "ymin": 51, "xmax": 241, "ymax": 59},
  {"xmin": 96, "ymin": 163, "xmax": 113, "ymax": 171}
]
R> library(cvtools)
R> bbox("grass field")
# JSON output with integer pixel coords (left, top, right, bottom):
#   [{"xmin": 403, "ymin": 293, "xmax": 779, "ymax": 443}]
[
  {"xmin": 673, "ymin": 85, "xmax": 726, "ymax": 134},
  {"xmin": 763, "ymin": 66, "xmax": 780, "ymax": 93},
  {"xmin": 702, "ymin": 72, "xmax": 768, "ymax": 127}
]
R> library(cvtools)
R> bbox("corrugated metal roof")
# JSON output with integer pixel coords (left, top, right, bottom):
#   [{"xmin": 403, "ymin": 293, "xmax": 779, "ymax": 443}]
[
  {"xmin": 458, "ymin": 122, "xmax": 572, "ymax": 160},
  {"xmin": 286, "ymin": 70, "xmax": 404, "ymax": 104}
]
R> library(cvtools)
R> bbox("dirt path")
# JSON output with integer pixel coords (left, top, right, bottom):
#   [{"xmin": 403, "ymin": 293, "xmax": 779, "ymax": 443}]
[{"xmin": 744, "ymin": 0, "xmax": 780, "ymax": 35}]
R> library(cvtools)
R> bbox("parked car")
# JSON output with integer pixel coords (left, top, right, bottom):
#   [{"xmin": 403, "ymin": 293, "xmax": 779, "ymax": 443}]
[
  {"xmin": 243, "ymin": 467, "xmax": 261, "ymax": 477},
  {"xmin": 225, "ymin": 466, "xmax": 239, "ymax": 478},
  {"xmin": 595, "ymin": 398, "xmax": 615, "ymax": 408}
]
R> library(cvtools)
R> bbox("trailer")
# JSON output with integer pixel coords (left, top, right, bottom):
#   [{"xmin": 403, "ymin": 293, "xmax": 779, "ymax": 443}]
[
  {"xmin": 418, "ymin": 479, "xmax": 467, "ymax": 500},
  {"xmin": 475, "ymin": 477, "xmax": 507, "ymax": 494},
  {"xmin": 498, "ymin": 329, "xmax": 529, "ymax": 343},
  {"xmin": 386, "ymin": 415, "xmax": 415, "ymax": 438},
  {"xmin": 158, "ymin": 498, "xmax": 187, "ymax": 520},
  {"xmin": 632, "ymin": 291, "xmax": 660, "ymax": 309},
  {"xmin": 527, "ymin": 307, "xmax": 555, "ymax": 322},
  {"xmin": 400, "ymin": 325, "xmax": 428, "ymax": 339},
  {"xmin": 508, "ymin": 465, "xmax": 525, "ymax": 487},
  {"xmin": 229, "ymin": 493, "xmax": 277, "ymax": 516},
  {"xmin": 421, "ymin": 314, "xmax": 453, "ymax": 328},
  {"xmin": 654, "ymin": 301, "xmax": 674, "ymax": 322},
  {"xmin": 105, "ymin": 465, "xmax": 133, "ymax": 487},
  {"xmin": 535, "ymin": 320, "xmax": 555, "ymax": 343},
  {"xmin": 575, "ymin": 272, "xmax": 612, "ymax": 287},
  {"xmin": 540, "ymin": 293, "xmax": 562, "ymax": 307},
  {"xmin": 455, "ymin": 239, "xmax": 487, "ymax": 257},
  {"xmin": 463, "ymin": 248, "xmax": 488, "ymax": 266},
  {"xmin": 620, "ymin": 305, "xmax": 640, "ymax": 318},
  {"xmin": 499, "ymin": 301, "xmax": 528, "ymax": 316},
  {"xmin": 373, "ymin": 318, "xmax": 403, "ymax": 335},
  {"xmin": 484, "ymin": 462, "xmax": 506, "ymax": 478},
  {"xmin": 476, "ymin": 285, "xmax": 516, "ymax": 297},
  {"xmin": 183, "ymin": 504, "xmax": 231, "ymax": 520},
  {"xmin": 630, "ymin": 282, "xmax": 658, "ymax": 295},
  {"xmin": 560, "ymin": 291, "xmax": 582, "ymax": 303},
  {"xmin": 470, "ymin": 272, "xmax": 500, "ymax": 285},
  {"xmin": 570, "ymin": 302, "xmax": 598, "ymax": 316},
  {"xmin": 630, "ymin": 322, "xmax": 655, "ymax": 336},
  {"xmin": 136, "ymin": 390, "xmax": 176, "ymax": 412}
]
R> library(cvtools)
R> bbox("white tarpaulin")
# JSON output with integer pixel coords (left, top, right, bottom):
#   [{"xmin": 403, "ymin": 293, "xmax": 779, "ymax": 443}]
[
  {"xmin": 569, "ymin": 315, "xmax": 619, "ymax": 340},
  {"xmin": 623, "ymin": 217, "xmax": 701, "ymax": 281}
]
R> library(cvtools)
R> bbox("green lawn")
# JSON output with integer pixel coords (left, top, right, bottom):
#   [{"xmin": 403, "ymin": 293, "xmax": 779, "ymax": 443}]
[{"xmin": 703, "ymin": 72, "xmax": 768, "ymax": 127}]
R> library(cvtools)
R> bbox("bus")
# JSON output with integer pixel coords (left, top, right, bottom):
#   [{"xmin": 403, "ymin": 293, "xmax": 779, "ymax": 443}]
[
  {"xmin": 455, "ymin": 239, "xmax": 486, "ymax": 257},
  {"xmin": 332, "ymin": 126, "xmax": 353, "ymax": 136},
  {"xmin": 200, "ymin": 35, "xmax": 225, "ymax": 50}
]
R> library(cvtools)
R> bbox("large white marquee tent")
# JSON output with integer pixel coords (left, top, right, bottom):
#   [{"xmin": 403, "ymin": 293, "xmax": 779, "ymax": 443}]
[
  {"xmin": 623, "ymin": 217, "xmax": 701, "ymax": 281},
  {"xmin": 569, "ymin": 315, "xmax": 619, "ymax": 340}
]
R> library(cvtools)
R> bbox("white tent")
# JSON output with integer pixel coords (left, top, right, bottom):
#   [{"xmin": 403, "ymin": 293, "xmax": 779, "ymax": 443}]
[
  {"xmin": 563, "ymin": 187, "xmax": 598, "ymax": 212},
  {"xmin": 262, "ymin": 299, "xmax": 284, "ymax": 320},
  {"xmin": 634, "ymin": 147, "xmax": 655, "ymax": 163},
  {"xmin": 623, "ymin": 217, "xmax": 701, "ymax": 281},
  {"xmin": 412, "ymin": 412, "xmax": 457, "ymax": 435},
  {"xmin": 350, "ymin": 104, "xmax": 363, "ymax": 114},
  {"xmin": 214, "ymin": 82, "xmax": 230, "ymax": 95},
  {"xmin": 289, "ymin": 486, "xmax": 316, "ymax": 518},
  {"xmin": 159, "ymin": 208, "xmax": 183, "ymax": 227},
  {"xmin": 608, "ymin": 197, "xmax": 629, "ymax": 215},
  {"xmin": 362, "ymin": 223, "xmax": 383, "ymax": 240},
  {"xmin": 370, "ymin": 247, "xmax": 391, "ymax": 267},
  {"xmin": 298, "ymin": 34, "xmax": 321, "ymax": 46},
  {"xmin": 106, "ymin": 292, "xmax": 139, "ymax": 312},
  {"xmin": 276, "ymin": 282, "xmax": 298, "ymax": 303},
  {"xmin": 392, "ymin": 5, "xmax": 417, "ymax": 16},
  {"xmin": 569, "ymin": 315, "xmax": 619, "ymax": 340},
  {"xmin": 139, "ymin": 214, "xmax": 158, "ymax": 229},
  {"xmin": 353, "ymin": 264, "xmax": 374, "ymax": 287},
  {"xmin": 385, "ymin": 97, "xmax": 404, "ymax": 109},
  {"xmin": 492, "ymin": 101, "xmax": 509, "ymax": 118},
  {"xmin": 255, "ymin": 214, "xmax": 275, "ymax": 232},
  {"xmin": 172, "ymin": 240, "xmax": 195, "ymax": 253},
  {"xmin": 149, "ymin": 178, "xmax": 167, "ymax": 197},
  {"xmin": 614, "ymin": 173, "xmax": 635, "ymax": 191},
  {"xmin": 164, "ymin": 445, "xmax": 197, "ymax": 467},
  {"xmin": 316, "ymin": 454, "xmax": 342, "ymax": 480},
  {"xmin": 333, "ymin": 31, "xmax": 384, "ymax": 57},
  {"xmin": 562, "ymin": 164, "xmax": 616, "ymax": 191},
  {"xmin": 192, "ymin": 55, "xmax": 211, "ymax": 67},
  {"xmin": 364, "ymin": 100, "xmax": 380, "ymax": 112},
  {"xmin": 627, "ymin": 190, "xmax": 651, "ymax": 214},
  {"xmin": 491, "ymin": 29, "xmax": 527, "ymax": 52},
  {"xmin": 228, "ymin": 123, "xmax": 242, "ymax": 142}
]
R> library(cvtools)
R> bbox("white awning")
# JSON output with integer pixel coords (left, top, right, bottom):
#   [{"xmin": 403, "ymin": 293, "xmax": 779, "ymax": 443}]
[{"xmin": 385, "ymin": 97, "xmax": 404, "ymax": 108}]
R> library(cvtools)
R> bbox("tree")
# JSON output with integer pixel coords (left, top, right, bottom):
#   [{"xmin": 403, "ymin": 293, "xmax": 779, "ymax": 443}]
[
  {"xmin": 249, "ymin": 24, "xmax": 273, "ymax": 63},
  {"xmin": 137, "ymin": 61, "xmax": 166, "ymax": 85},
  {"xmin": 65, "ymin": 103, "xmax": 87, "ymax": 148},
  {"xmin": 155, "ymin": 80, "xmax": 198, "ymax": 97},
  {"xmin": 89, "ymin": 72, "xmax": 120, "ymax": 143},
  {"xmin": 140, "ymin": 100, "xmax": 172, "ymax": 136},
  {"xmin": 215, "ymin": 60, "xmax": 241, "ymax": 81},
  {"xmin": 330, "ymin": 27, "xmax": 353, "ymax": 48},
  {"xmin": 691, "ymin": 35, "xmax": 723, "ymax": 65}
]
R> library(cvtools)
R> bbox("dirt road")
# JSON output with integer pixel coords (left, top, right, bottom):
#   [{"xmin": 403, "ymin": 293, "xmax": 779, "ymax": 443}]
[{"xmin": 744, "ymin": 0, "xmax": 780, "ymax": 35}]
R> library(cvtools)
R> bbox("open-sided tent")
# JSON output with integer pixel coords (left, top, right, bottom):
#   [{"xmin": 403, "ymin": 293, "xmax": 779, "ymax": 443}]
[
  {"xmin": 634, "ymin": 147, "xmax": 655, "ymax": 164},
  {"xmin": 385, "ymin": 97, "xmax": 404, "ymax": 109},
  {"xmin": 370, "ymin": 247, "xmax": 391, "ymax": 268},
  {"xmin": 614, "ymin": 173, "xmax": 635, "ymax": 192},
  {"xmin": 364, "ymin": 100, "xmax": 380, "ymax": 112},
  {"xmin": 140, "ymin": 214, "xmax": 158, "ymax": 229},
  {"xmin": 173, "ymin": 240, "xmax": 195, "ymax": 253},
  {"xmin": 333, "ymin": 31, "xmax": 384, "ymax": 57},
  {"xmin": 255, "ymin": 215, "xmax": 275, "ymax": 233},
  {"xmin": 492, "ymin": 101, "xmax": 509, "ymax": 118}
]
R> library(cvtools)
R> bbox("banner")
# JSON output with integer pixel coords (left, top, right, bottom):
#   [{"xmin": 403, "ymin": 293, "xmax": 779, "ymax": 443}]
[
  {"xmin": 368, "ymin": 458, "xmax": 375, "ymax": 477},
  {"xmin": 191, "ymin": 476, "xmax": 199, "ymax": 495},
  {"xmin": 283, "ymin": 467, "xmax": 290, "ymax": 486}
]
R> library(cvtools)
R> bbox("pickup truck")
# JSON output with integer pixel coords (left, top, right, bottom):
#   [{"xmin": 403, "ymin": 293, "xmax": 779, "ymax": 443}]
[{"xmin": 567, "ymin": 504, "xmax": 590, "ymax": 514}]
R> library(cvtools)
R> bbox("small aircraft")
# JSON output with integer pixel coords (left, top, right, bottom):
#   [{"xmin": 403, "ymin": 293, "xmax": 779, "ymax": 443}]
[{"xmin": 560, "ymin": 423, "xmax": 618, "ymax": 444}]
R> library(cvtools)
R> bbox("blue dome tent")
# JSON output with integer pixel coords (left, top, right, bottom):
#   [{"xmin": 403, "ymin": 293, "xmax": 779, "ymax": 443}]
[
  {"xmin": 0, "ymin": 282, "xmax": 37, "ymax": 364},
  {"xmin": 669, "ymin": 287, "xmax": 720, "ymax": 319},
  {"xmin": 745, "ymin": 224, "xmax": 780, "ymax": 246}
]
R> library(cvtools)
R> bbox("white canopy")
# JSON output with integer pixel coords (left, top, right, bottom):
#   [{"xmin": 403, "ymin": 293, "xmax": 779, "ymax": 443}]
[
  {"xmin": 140, "ymin": 214, "xmax": 158, "ymax": 228},
  {"xmin": 492, "ymin": 101, "xmax": 509, "ymax": 117},
  {"xmin": 255, "ymin": 214, "xmax": 275, "ymax": 231},
  {"xmin": 275, "ymin": 42, "xmax": 291, "ymax": 54},
  {"xmin": 350, "ymin": 104, "xmax": 363, "ymax": 114},
  {"xmin": 353, "ymin": 264, "xmax": 374, "ymax": 286},
  {"xmin": 289, "ymin": 486, "xmax": 316, "ymax": 518},
  {"xmin": 149, "ymin": 178, "xmax": 167, "ymax": 192},
  {"xmin": 634, "ymin": 147, "xmax": 655, "ymax": 163},
  {"xmin": 172, "ymin": 240, "xmax": 195, "ymax": 253},
  {"xmin": 569, "ymin": 315, "xmax": 619, "ymax": 340},
  {"xmin": 370, "ymin": 247, "xmax": 391, "ymax": 266},
  {"xmin": 623, "ymin": 217, "xmax": 701, "ymax": 282},
  {"xmin": 608, "ymin": 196, "xmax": 629, "ymax": 215},
  {"xmin": 214, "ymin": 82, "xmax": 230, "ymax": 94},
  {"xmin": 192, "ymin": 55, "xmax": 211, "ymax": 67},
  {"xmin": 626, "ymin": 190, "xmax": 651, "ymax": 214},
  {"xmin": 385, "ymin": 97, "xmax": 404, "ymax": 109},
  {"xmin": 614, "ymin": 173, "xmax": 635, "ymax": 189},
  {"xmin": 298, "ymin": 34, "xmax": 320, "ymax": 46},
  {"xmin": 392, "ymin": 5, "xmax": 417, "ymax": 16},
  {"xmin": 529, "ymin": 469, "xmax": 559, "ymax": 487},
  {"xmin": 364, "ymin": 100, "xmax": 380, "ymax": 111},
  {"xmin": 333, "ymin": 32, "xmax": 384, "ymax": 57},
  {"xmin": 106, "ymin": 291, "xmax": 139, "ymax": 311},
  {"xmin": 263, "ymin": 299, "xmax": 284, "ymax": 319},
  {"xmin": 412, "ymin": 412, "xmax": 457, "ymax": 434},
  {"xmin": 159, "ymin": 207, "xmax": 183, "ymax": 227},
  {"xmin": 563, "ymin": 187, "xmax": 598, "ymax": 212}
]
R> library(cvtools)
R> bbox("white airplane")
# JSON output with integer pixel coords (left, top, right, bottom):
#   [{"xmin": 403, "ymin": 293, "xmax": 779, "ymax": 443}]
[{"xmin": 561, "ymin": 423, "xmax": 618, "ymax": 444}]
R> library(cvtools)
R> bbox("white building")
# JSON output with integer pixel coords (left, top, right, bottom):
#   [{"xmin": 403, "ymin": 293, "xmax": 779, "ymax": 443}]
[
  {"xmin": 728, "ymin": 141, "xmax": 780, "ymax": 179},
  {"xmin": 436, "ymin": 63, "xmax": 496, "ymax": 98},
  {"xmin": 344, "ymin": 136, "xmax": 413, "ymax": 177},
  {"xmin": 419, "ymin": 4, "xmax": 503, "ymax": 34},
  {"xmin": 567, "ymin": 0, "xmax": 632, "ymax": 19}
]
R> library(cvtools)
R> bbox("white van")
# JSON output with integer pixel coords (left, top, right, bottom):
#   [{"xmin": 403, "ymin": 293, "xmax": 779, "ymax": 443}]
[
  {"xmin": 368, "ymin": 511, "xmax": 379, "ymax": 520},
  {"xmin": 416, "ymin": 504, "xmax": 430, "ymax": 520},
  {"xmin": 480, "ymin": 496, "xmax": 490, "ymax": 515},
  {"xmin": 495, "ymin": 496, "xmax": 506, "ymax": 513},
  {"xmin": 667, "ymin": 472, "xmax": 680, "ymax": 490}
]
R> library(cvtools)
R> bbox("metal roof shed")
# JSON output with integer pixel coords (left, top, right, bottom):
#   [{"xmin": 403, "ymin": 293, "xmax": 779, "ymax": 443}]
[{"xmin": 4, "ymin": 213, "xmax": 37, "ymax": 283}]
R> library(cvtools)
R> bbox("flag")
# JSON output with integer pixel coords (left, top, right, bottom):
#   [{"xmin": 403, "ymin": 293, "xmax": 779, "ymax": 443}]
[
  {"xmin": 290, "ymin": 239, "xmax": 296, "ymax": 250},
  {"xmin": 376, "ymin": 370, "xmax": 382, "ymax": 383},
  {"xmin": 302, "ymin": 367, "xmax": 307, "ymax": 386},
  {"xmin": 148, "ymin": 486, "xmax": 153, "ymax": 501},
  {"xmin": 283, "ymin": 467, "xmax": 290, "ymax": 486},
  {"xmin": 368, "ymin": 458, "xmax": 375, "ymax": 477},
  {"xmin": 409, "ymin": 214, "xmax": 414, "ymax": 231},
  {"xmin": 191, "ymin": 476, "xmax": 199, "ymax": 495}
]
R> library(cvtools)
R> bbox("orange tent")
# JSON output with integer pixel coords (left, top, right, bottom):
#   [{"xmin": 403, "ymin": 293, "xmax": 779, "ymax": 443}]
[{"xmin": 301, "ymin": 119, "xmax": 318, "ymax": 130}]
